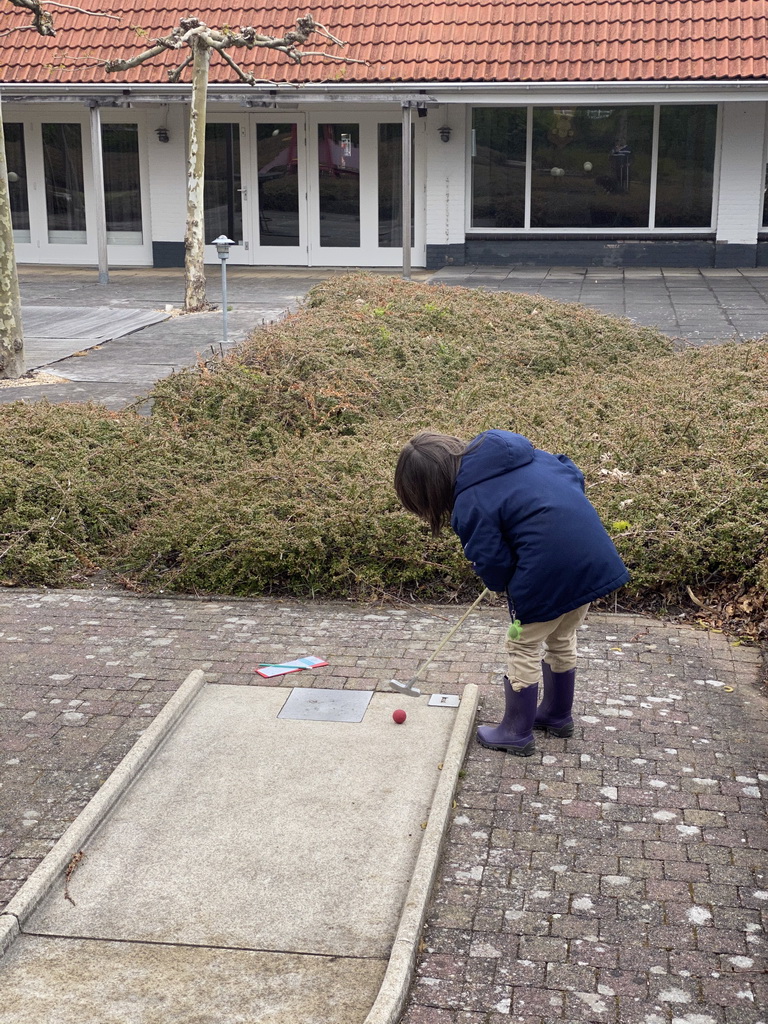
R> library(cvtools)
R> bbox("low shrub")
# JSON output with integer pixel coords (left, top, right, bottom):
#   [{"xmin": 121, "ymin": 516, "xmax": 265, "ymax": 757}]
[{"xmin": 0, "ymin": 274, "xmax": 765, "ymax": 642}]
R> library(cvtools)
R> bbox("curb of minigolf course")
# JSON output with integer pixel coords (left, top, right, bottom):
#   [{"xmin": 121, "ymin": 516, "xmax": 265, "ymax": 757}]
[
  {"xmin": 363, "ymin": 682, "xmax": 480, "ymax": 1024},
  {"xmin": 0, "ymin": 668, "xmax": 207, "ymax": 960}
]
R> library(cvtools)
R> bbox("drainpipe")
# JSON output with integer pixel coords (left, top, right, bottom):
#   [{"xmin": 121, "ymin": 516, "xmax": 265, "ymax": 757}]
[
  {"xmin": 88, "ymin": 101, "xmax": 109, "ymax": 285},
  {"xmin": 401, "ymin": 101, "xmax": 413, "ymax": 281}
]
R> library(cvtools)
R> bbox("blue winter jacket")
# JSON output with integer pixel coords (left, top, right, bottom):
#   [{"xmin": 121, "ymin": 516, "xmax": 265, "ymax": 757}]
[{"xmin": 451, "ymin": 430, "xmax": 629, "ymax": 623}]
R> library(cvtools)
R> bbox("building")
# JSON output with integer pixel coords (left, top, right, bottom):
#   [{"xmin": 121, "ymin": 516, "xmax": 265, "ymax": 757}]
[{"xmin": 3, "ymin": 0, "xmax": 768, "ymax": 270}]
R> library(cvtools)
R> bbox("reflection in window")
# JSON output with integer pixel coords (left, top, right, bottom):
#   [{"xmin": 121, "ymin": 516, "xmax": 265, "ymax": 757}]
[
  {"xmin": 101, "ymin": 123, "xmax": 143, "ymax": 245},
  {"xmin": 655, "ymin": 106, "xmax": 717, "ymax": 228},
  {"xmin": 318, "ymin": 123, "xmax": 360, "ymax": 247},
  {"xmin": 205, "ymin": 124, "xmax": 242, "ymax": 244},
  {"xmin": 378, "ymin": 123, "xmax": 414, "ymax": 247},
  {"xmin": 43, "ymin": 122, "xmax": 86, "ymax": 244},
  {"xmin": 530, "ymin": 107, "xmax": 653, "ymax": 228},
  {"xmin": 471, "ymin": 105, "xmax": 719, "ymax": 232},
  {"xmin": 256, "ymin": 123, "xmax": 300, "ymax": 247},
  {"xmin": 3, "ymin": 123, "xmax": 30, "ymax": 243},
  {"xmin": 471, "ymin": 108, "xmax": 526, "ymax": 228}
]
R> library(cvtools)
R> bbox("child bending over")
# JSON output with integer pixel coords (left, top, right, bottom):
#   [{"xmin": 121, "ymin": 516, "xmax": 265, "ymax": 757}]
[{"xmin": 394, "ymin": 429, "xmax": 629, "ymax": 756}]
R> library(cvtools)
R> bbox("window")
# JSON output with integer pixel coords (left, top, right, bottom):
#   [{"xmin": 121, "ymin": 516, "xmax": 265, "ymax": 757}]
[
  {"xmin": 255, "ymin": 123, "xmax": 300, "ymax": 247},
  {"xmin": 43, "ymin": 122, "xmax": 86, "ymax": 244},
  {"xmin": 101, "ymin": 123, "xmax": 143, "ymax": 244},
  {"xmin": 655, "ymin": 106, "xmax": 717, "ymax": 228},
  {"xmin": 470, "ymin": 105, "xmax": 718, "ymax": 232},
  {"xmin": 317, "ymin": 123, "xmax": 360, "ymax": 248},
  {"xmin": 530, "ymin": 107, "xmax": 653, "ymax": 228},
  {"xmin": 471, "ymin": 108, "xmax": 526, "ymax": 228},
  {"xmin": 3, "ymin": 122, "xmax": 30, "ymax": 243},
  {"xmin": 378, "ymin": 122, "xmax": 414, "ymax": 247},
  {"xmin": 205, "ymin": 123, "xmax": 243, "ymax": 245}
]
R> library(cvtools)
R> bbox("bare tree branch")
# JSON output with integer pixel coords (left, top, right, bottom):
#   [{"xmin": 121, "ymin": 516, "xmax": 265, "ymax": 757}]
[
  {"xmin": 216, "ymin": 47, "xmax": 271, "ymax": 86},
  {"xmin": 167, "ymin": 51, "xmax": 193, "ymax": 83},
  {"xmin": 45, "ymin": 1, "xmax": 119, "ymax": 17},
  {"xmin": 106, "ymin": 41, "xmax": 176, "ymax": 72},
  {"xmin": 100, "ymin": 11, "xmax": 369, "ymax": 313},
  {"xmin": 7, "ymin": 0, "xmax": 55, "ymax": 35},
  {"xmin": 5, "ymin": 0, "xmax": 119, "ymax": 39},
  {"xmin": 290, "ymin": 50, "xmax": 369, "ymax": 65},
  {"xmin": 106, "ymin": 14, "xmax": 369, "ymax": 78},
  {"xmin": 0, "ymin": 21, "xmax": 36, "ymax": 36}
]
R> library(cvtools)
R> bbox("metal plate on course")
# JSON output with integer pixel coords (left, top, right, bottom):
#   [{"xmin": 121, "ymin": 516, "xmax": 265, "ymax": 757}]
[
  {"xmin": 428, "ymin": 694, "xmax": 461, "ymax": 708},
  {"xmin": 277, "ymin": 687, "xmax": 373, "ymax": 723}
]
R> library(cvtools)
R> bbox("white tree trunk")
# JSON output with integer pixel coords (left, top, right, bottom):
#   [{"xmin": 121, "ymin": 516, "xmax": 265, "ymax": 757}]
[
  {"xmin": 183, "ymin": 38, "xmax": 211, "ymax": 312},
  {"xmin": 0, "ymin": 99, "xmax": 25, "ymax": 378}
]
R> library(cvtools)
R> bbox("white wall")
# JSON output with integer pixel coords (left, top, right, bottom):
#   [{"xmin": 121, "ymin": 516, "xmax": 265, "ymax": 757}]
[
  {"xmin": 715, "ymin": 102, "xmax": 767, "ymax": 245},
  {"xmin": 145, "ymin": 103, "xmax": 188, "ymax": 243},
  {"xmin": 424, "ymin": 105, "xmax": 467, "ymax": 247}
]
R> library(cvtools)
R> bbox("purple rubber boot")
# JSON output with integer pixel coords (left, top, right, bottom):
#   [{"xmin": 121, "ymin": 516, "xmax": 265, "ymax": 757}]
[
  {"xmin": 476, "ymin": 676, "xmax": 537, "ymax": 756},
  {"xmin": 534, "ymin": 661, "xmax": 576, "ymax": 738}
]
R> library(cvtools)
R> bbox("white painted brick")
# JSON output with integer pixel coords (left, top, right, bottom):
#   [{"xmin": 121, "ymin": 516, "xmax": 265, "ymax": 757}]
[
  {"xmin": 716, "ymin": 102, "xmax": 767, "ymax": 245},
  {"xmin": 146, "ymin": 104, "xmax": 188, "ymax": 242}
]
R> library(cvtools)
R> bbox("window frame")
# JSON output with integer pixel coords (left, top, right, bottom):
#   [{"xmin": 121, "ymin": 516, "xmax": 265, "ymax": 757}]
[{"xmin": 466, "ymin": 103, "xmax": 721, "ymax": 235}]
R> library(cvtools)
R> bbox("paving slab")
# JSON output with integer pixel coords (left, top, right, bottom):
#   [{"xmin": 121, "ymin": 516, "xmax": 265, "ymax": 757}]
[
  {"xmin": 22, "ymin": 306, "xmax": 170, "ymax": 342},
  {"xmin": 2, "ymin": 935, "xmax": 385, "ymax": 1024},
  {"xmin": 23, "ymin": 685, "xmax": 458, "ymax": 958}
]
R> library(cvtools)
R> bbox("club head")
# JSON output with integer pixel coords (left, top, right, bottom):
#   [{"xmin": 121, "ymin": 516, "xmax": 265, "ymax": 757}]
[{"xmin": 389, "ymin": 678, "xmax": 421, "ymax": 698}]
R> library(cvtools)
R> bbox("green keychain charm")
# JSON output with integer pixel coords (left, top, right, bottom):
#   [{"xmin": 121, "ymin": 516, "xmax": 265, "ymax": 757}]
[{"xmin": 507, "ymin": 619, "xmax": 523, "ymax": 640}]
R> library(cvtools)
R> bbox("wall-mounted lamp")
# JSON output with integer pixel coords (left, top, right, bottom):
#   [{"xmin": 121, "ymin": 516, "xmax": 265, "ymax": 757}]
[
  {"xmin": 156, "ymin": 106, "xmax": 170, "ymax": 143},
  {"xmin": 438, "ymin": 125, "xmax": 452, "ymax": 143}
]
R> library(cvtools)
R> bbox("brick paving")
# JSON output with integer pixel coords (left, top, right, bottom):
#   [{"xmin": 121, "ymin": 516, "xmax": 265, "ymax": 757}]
[{"xmin": 0, "ymin": 588, "xmax": 766, "ymax": 1023}]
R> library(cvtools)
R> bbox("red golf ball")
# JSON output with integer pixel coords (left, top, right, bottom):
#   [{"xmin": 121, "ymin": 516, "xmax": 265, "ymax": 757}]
[{"xmin": 393, "ymin": 708, "xmax": 407, "ymax": 724}]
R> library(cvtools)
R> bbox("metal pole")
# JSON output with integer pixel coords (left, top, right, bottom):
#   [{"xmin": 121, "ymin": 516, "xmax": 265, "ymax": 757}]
[
  {"xmin": 221, "ymin": 257, "xmax": 228, "ymax": 346},
  {"xmin": 401, "ymin": 102, "xmax": 413, "ymax": 281},
  {"xmin": 88, "ymin": 102, "xmax": 109, "ymax": 285}
]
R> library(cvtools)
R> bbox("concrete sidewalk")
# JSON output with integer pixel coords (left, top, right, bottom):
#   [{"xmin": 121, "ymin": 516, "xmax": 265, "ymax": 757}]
[
  {"xmin": 0, "ymin": 590, "xmax": 765, "ymax": 1023},
  {"xmin": 2, "ymin": 266, "xmax": 353, "ymax": 410},
  {"xmin": 431, "ymin": 266, "xmax": 768, "ymax": 347}
]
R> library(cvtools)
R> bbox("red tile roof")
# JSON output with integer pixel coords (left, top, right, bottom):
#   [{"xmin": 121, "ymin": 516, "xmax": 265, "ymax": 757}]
[{"xmin": 3, "ymin": 0, "xmax": 768, "ymax": 85}]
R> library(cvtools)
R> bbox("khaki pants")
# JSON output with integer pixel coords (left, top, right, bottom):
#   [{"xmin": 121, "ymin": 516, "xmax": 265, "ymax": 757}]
[{"xmin": 505, "ymin": 604, "xmax": 590, "ymax": 691}]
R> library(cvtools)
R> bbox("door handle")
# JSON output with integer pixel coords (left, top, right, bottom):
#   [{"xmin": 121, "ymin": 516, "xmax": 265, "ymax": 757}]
[{"xmin": 237, "ymin": 187, "xmax": 248, "ymax": 200}]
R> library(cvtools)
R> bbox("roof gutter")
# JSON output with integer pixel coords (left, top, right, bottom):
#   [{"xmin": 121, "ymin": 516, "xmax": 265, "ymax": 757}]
[{"xmin": 3, "ymin": 79, "xmax": 768, "ymax": 105}]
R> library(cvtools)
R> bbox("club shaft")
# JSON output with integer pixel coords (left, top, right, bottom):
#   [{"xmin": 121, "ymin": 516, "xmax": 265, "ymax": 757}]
[{"xmin": 406, "ymin": 588, "xmax": 491, "ymax": 687}]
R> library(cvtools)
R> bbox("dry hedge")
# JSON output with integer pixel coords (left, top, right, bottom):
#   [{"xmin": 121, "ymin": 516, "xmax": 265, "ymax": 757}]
[{"xmin": 0, "ymin": 273, "xmax": 765, "ymax": 641}]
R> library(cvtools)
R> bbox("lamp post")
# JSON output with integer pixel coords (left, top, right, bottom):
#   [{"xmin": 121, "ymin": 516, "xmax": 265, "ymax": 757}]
[{"xmin": 212, "ymin": 235, "xmax": 235, "ymax": 346}]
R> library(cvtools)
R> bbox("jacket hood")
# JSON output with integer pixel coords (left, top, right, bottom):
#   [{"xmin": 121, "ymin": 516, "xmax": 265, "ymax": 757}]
[{"xmin": 454, "ymin": 430, "xmax": 535, "ymax": 497}]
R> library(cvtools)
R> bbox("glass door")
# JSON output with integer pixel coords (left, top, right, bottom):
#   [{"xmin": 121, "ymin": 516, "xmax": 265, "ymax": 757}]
[
  {"xmin": 203, "ymin": 118, "xmax": 249, "ymax": 266},
  {"xmin": 4, "ymin": 111, "xmax": 151, "ymax": 266},
  {"xmin": 253, "ymin": 119, "xmax": 306, "ymax": 262},
  {"xmin": 204, "ymin": 115, "xmax": 308, "ymax": 266},
  {"xmin": 307, "ymin": 114, "xmax": 424, "ymax": 267},
  {"xmin": 200, "ymin": 112, "xmax": 424, "ymax": 267}
]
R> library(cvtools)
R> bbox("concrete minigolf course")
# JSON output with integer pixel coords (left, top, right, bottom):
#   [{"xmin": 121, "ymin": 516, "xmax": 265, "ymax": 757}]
[{"xmin": 0, "ymin": 671, "xmax": 479, "ymax": 1024}]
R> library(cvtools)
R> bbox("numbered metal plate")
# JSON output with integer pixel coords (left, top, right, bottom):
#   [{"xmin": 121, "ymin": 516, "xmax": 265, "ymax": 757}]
[
  {"xmin": 277, "ymin": 687, "xmax": 373, "ymax": 723},
  {"xmin": 428, "ymin": 694, "xmax": 461, "ymax": 708}
]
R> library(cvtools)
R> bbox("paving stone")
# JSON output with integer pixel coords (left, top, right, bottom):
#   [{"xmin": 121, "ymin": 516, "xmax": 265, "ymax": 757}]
[{"xmin": 1, "ymin": 592, "xmax": 766, "ymax": 1022}]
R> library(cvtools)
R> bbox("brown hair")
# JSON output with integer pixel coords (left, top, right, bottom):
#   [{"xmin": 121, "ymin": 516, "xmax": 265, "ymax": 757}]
[{"xmin": 394, "ymin": 431, "xmax": 467, "ymax": 536}]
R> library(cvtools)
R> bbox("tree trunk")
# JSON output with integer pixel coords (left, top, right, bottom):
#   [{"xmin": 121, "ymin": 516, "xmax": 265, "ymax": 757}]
[
  {"xmin": 0, "ymin": 99, "xmax": 25, "ymax": 379},
  {"xmin": 183, "ymin": 37, "xmax": 211, "ymax": 313}
]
